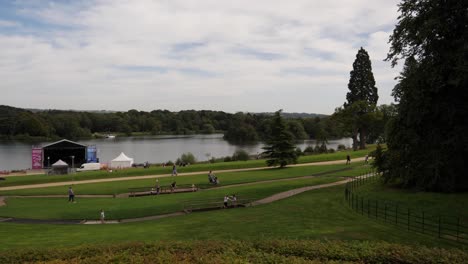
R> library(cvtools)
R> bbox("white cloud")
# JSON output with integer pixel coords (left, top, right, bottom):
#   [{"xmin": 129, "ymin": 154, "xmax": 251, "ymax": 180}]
[
  {"xmin": 0, "ymin": 20, "xmax": 20, "ymax": 27},
  {"xmin": 0, "ymin": 0, "xmax": 401, "ymax": 114}
]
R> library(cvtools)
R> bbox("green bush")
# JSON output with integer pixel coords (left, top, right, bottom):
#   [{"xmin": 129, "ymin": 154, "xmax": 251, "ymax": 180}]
[
  {"xmin": 179, "ymin": 152, "xmax": 196, "ymax": 164},
  {"xmin": 0, "ymin": 240, "xmax": 466, "ymax": 264},
  {"xmin": 231, "ymin": 149, "xmax": 250, "ymax": 161},
  {"xmin": 304, "ymin": 146, "xmax": 314, "ymax": 154}
]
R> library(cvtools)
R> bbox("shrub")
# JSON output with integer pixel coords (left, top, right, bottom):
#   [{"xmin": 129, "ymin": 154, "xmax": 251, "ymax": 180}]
[
  {"xmin": 295, "ymin": 147, "xmax": 303, "ymax": 156},
  {"xmin": 231, "ymin": 150, "xmax": 250, "ymax": 161},
  {"xmin": 303, "ymin": 146, "xmax": 314, "ymax": 154},
  {"xmin": 179, "ymin": 152, "xmax": 196, "ymax": 164},
  {"xmin": 337, "ymin": 144, "xmax": 347, "ymax": 151},
  {"xmin": 223, "ymin": 156, "xmax": 232, "ymax": 162}
]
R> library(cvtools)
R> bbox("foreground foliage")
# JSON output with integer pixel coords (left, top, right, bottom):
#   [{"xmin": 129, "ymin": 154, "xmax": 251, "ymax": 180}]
[{"xmin": 0, "ymin": 240, "xmax": 466, "ymax": 264}]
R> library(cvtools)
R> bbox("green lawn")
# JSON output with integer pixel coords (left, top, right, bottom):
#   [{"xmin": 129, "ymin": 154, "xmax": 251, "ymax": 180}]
[
  {"xmin": 0, "ymin": 176, "xmax": 344, "ymax": 220},
  {"xmin": 351, "ymin": 178, "xmax": 468, "ymax": 217},
  {"xmin": 0, "ymin": 162, "xmax": 366, "ymax": 196},
  {"xmin": 0, "ymin": 147, "xmax": 375, "ymax": 188},
  {"xmin": 0, "ymin": 184, "xmax": 462, "ymax": 251}
]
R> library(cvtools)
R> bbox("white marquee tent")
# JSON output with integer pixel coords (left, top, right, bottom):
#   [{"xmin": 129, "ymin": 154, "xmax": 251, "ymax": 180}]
[{"xmin": 110, "ymin": 152, "xmax": 134, "ymax": 169}]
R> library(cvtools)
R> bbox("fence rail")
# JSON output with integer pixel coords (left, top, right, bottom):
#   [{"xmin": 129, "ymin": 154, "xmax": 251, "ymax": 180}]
[{"xmin": 345, "ymin": 172, "xmax": 467, "ymax": 245}]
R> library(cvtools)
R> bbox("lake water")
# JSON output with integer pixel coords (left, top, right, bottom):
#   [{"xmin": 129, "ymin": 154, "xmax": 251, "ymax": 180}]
[{"xmin": 0, "ymin": 134, "xmax": 352, "ymax": 170}]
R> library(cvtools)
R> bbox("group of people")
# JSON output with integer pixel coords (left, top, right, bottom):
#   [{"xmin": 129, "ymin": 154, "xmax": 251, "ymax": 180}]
[
  {"xmin": 223, "ymin": 194, "xmax": 237, "ymax": 208},
  {"xmin": 208, "ymin": 170, "xmax": 219, "ymax": 185}
]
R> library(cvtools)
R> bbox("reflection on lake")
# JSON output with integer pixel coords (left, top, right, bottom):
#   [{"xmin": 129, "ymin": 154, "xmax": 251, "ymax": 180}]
[{"xmin": 0, "ymin": 134, "xmax": 352, "ymax": 170}]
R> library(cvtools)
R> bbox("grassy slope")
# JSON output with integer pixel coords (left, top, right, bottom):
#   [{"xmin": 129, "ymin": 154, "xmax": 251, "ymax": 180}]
[
  {"xmin": 0, "ymin": 147, "xmax": 375, "ymax": 188},
  {"xmin": 353, "ymin": 179, "xmax": 468, "ymax": 217},
  {"xmin": 0, "ymin": 176, "xmax": 344, "ymax": 220},
  {"xmin": 0, "ymin": 184, "xmax": 463, "ymax": 251},
  {"xmin": 0, "ymin": 162, "xmax": 365, "ymax": 196}
]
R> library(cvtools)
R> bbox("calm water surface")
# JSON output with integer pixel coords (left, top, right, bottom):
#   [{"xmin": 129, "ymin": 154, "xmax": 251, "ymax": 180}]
[{"xmin": 0, "ymin": 134, "xmax": 352, "ymax": 170}]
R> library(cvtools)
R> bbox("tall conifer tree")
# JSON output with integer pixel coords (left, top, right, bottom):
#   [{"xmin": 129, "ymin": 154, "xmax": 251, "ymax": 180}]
[
  {"xmin": 262, "ymin": 110, "xmax": 297, "ymax": 168},
  {"xmin": 345, "ymin": 47, "xmax": 378, "ymax": 149}
]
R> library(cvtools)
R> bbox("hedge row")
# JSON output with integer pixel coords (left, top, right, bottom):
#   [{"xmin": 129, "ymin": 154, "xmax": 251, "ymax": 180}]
[{"xmin": 1, "ymin": 240, "xmax": 466, "ymax": 264}]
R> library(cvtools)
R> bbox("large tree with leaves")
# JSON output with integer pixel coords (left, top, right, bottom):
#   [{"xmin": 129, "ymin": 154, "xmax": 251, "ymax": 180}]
[
  {"xmin": 343, "ymin": 47, "xmax": 379, "ymax": 150},
  {"xmin": 379, "ymin": 0, "xmax": 468, "ymax": 192},
  {"xmin": 262, "ymin": 110, "xmax": 297, "ymax": 168}
]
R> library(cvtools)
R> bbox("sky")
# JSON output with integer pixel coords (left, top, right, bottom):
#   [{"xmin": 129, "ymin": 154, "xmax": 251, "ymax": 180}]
[{"xmin": 0, "ymin": 0, "xmax": 402, "ymax": 114}]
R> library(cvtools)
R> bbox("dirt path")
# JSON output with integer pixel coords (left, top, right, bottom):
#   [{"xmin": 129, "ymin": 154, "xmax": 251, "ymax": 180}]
[
  {"xmin": 251, "ymin": 179, "xmax": 350, "ymax": 206},
  {"xmin": 0, "ymin": 157, "xmax": 365, "ymax": 192}
]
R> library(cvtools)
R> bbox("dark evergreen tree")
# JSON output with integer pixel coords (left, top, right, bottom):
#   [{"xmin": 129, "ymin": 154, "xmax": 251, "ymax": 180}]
[
  {"xmin": 345, "ymin": 47, "xmax": 379, "ymax": 150},
  {"xmin": 262, "ymin": 110, "xmax": 297, "ymax": 168},
  {"xmin": 379, "ymin": 0, "xmax": 468, "ymax": 192}
]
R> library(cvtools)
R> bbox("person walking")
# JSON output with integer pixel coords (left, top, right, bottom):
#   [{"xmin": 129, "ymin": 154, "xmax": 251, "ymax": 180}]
[
  {"xmin": 100, "ymin": 209, "xmax": 105, "ymax": 224},
  {"xmin": 68, "ymin": 186, "xmax": 75, "ymax": 203},
  {"xmin": 172, "ymin": 165, "xmax": 178, "ymax": 176},
  {"xmin": 364, "ymin": 154, "xmax": 369, "ymax": 164},
  {"xmin": 223, "ymin": 195, "xmax": 230, "ymax": 208},
  {"xmin": 155, "ymin": 180, "xmax": 160, "ymax": 195},
  {"xmin": 346, "ymin": 154, "xmax": 351, "ymax": 165}
]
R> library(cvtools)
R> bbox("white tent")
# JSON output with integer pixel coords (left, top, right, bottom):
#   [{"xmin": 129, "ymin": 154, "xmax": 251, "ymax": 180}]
[
  {"xmin": 52, "ymin": 159, "xmax": 68, "ymax": 167},
  {"xmin": 110, "ymin": 152, "xmax": 134, "ymax": 168}
]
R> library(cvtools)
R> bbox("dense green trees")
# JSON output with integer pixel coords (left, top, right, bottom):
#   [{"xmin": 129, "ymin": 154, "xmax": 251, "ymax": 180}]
[
  {"xmin": 0, "ymin": 105, "xmax": 341, "ymax": 142},
  {"xmin": 338, "ymin": 47, "xmax": 379, "ymax": 150},
  {"xmin": 377, "ymin": 0, "xmax": 468, "ymax": 192},
  {"xmin": 262, "ymin": 110, "xmax": 297, "ymax": 168}
]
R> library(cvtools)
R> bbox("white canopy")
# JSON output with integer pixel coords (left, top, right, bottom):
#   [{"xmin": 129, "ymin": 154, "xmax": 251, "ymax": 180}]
[
  {"xmin": 52, "ymin": 159, "xmax": 68, "ymax": 167},
  {"xmin": 110, "ymin": 152, "xmax": 134, "ymax": 168}
]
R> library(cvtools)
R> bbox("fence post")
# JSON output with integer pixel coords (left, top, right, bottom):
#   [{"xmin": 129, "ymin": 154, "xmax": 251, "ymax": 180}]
[
  {"xmin": 457, "ymin": 217, "xmax": 460, "ymax": 242},
  {"xmin": 422, "ymin": 211, "xmax": 425, "ymax": 234},
  {"xmin": 438, "ymin": 216, "xmax": 441, "ymax": 238},
  {"xmin": 384, "ymin": 204, "xmax": 387, "ymax": 222},
  {"xmin": 349, "ymin": 190, "xmax": 352, "ymax": 207},
  {"xmin": 368, "ymin": 199, "xmax": 370, "ymax": 218},
  {"xmin": 375, "ymin": 200, "xmax": 378, "ymax": 219},
  {"xmin": 361, "ymin": 197, "xmax": 364, "ymax": 215},
  {"xmin": 408, "ymin": 208, "xmax": 410, "ymax": 231},
  {"xmin": 395, "ymin": 204, "xmax": 398, "ymax": 225}
]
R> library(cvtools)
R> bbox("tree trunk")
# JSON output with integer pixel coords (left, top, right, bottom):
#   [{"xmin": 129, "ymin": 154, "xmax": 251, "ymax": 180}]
[
  {"xmin": 359, "ymin": 127, "xmax": 367, "ymax": 150},
  {"xmin": 352, "ymin": 134, "xmax": 358, "ymax": 151}
]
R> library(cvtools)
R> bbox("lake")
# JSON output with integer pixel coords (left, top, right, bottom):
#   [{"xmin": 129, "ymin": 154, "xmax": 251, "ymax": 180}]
[{"xmin": 0, "ymin": 134, "xmax": 352, "ymax": 170}]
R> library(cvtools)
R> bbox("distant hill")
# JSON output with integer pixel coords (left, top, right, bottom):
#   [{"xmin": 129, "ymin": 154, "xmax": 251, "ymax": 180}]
[{"xmin": 257, "ymin": 112, "xmax": 328, "ymax": 119}]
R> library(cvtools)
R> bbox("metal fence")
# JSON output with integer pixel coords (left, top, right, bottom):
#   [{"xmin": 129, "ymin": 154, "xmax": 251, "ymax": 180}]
[{"xmin": 345, "ymin": 172, "xmax": 467, "ymax": 245}]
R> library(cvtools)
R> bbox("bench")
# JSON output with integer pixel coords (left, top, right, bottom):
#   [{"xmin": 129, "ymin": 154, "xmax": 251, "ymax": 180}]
[
  {"xmin": 182, "ymin": 197, "xmax": 254, "ymax": 213},
  {"xmin": 128, "ymin": 184, "xmax": 199, "ymax": 197}
]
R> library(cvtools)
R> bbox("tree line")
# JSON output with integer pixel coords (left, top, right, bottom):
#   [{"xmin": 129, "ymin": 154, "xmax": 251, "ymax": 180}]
[{"xmin": 0, "ymin": 105, "xmax": 383, "ymax": 142}]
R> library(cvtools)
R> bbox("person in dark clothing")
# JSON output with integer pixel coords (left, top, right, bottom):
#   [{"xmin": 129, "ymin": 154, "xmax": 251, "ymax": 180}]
[{"xmin": 68, "ymin": 186, "xmax": 75, "ymax": 203}]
